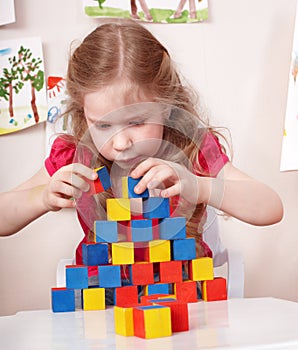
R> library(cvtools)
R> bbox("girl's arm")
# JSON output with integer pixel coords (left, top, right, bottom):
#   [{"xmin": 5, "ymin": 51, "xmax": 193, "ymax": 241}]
[
  {"xmin": 0, "ymin": 164, "xmax": 97, "ymax": 236},
  {"xmin": 131, "ymin": 158, "xmax": 283, "ymax": 226},
  {"xmin": 200, "ymin": 162, "xmax": 284, "ymax": 226}
]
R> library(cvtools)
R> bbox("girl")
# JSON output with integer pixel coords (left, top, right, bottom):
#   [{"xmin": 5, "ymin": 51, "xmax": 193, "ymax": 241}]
[{"xmin": 0, "ymin": 20, "xmax": 283, "ymax": 274}]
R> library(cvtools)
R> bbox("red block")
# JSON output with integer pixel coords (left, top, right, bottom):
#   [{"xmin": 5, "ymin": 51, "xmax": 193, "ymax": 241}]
[
  {"xmin": 86, "ymin": 177, "xmax": 104, "ymax": 195},
  {"xmin": 159, "ymin": 261, "xmax": 183, "ymax": 283},
  {"xmin": 130, "ymin": 262, "xmax": 154, "ymax": 285},
  {"xmin": 153, "ymin": 300, "xmax": 189, "ymax": 332},
  {"xmin": 118, "ymin": 221, "xmax": 130, "ymax": 241},
  {"xmin": 152, "ymin": 218, "xmax": 159, "ymax": 240},
  {"xmin": 174, "ymin": 280, "xmax": 198, "ymax": 303},
  {"xmin": 114, "ymin": 286, "xmax": 139, "ymax": 306},
  {"xmin": 202, "ymin": 277, "xmax": 227, "ymax": 301}
]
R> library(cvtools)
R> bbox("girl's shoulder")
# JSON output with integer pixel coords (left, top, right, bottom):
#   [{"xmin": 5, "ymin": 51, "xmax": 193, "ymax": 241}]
[
  {"xmin": 195, "ymin": 132, "xmax": 229, "ymax": 177},
  {"xmin": 45, "ymin": 135, "xmax": 76, "ymax": 176}
]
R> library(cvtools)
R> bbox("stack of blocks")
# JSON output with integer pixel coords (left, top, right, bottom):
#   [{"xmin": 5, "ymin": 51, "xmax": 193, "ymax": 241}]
[{"xmin": 51, "ymin": 166, "xmax": 227, "ymax": 339}]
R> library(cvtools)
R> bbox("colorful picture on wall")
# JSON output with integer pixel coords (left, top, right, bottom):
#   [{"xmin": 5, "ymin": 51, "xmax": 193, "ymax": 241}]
[
  {"xmin": 280, "ymin": 3, "xmax": 298, "ymax": 171},
  {"xmin": 0, "ymin": 37, "xmax": 47, "ymax": 135},
  {"xmin": 83, "ymin": 0, "xmax": 208, "ymax": 23},
  {"xmin": 46, "ymin": 76, "xmax": 69, "ymax": 156},
  {"xmin": 0, "ymin": 0, "xmax": 15, "ymax": 26}
]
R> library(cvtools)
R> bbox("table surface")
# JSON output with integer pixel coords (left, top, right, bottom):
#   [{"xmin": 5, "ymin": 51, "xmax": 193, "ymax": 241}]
[{"xmin": 1, "ymin": 297, "xmax": 298, "ymax": 350}]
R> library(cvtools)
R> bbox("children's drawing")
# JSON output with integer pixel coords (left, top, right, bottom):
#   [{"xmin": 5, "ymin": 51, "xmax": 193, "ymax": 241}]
[
  {"xmin": 46, "ymin": 76, "xmax": 69, "ymax": 156},
  {"xmin": 83, "ymin": 0, "xmax": 208, "ymax": 23},
  {"xmin": 0, "ymin": 0, "xmax": 15, "ymax": 26},
  {"xmin": 280, "ymin": 4, "xmax": 298, "ymax": 171},
  {"xmin": 0, "ymin": 37, "xmax": 47, "ymax": 135}
]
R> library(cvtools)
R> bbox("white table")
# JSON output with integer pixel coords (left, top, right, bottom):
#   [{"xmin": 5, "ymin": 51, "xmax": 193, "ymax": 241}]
[{"xmin": 1, "ymin": 298, "xmax": 298, "ymax": 349}]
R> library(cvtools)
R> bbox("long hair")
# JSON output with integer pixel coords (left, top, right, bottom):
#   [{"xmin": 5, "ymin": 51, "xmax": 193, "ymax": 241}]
[{"xmin": 63, "ymin": 19, "xmax": 230, "ymax": 255}]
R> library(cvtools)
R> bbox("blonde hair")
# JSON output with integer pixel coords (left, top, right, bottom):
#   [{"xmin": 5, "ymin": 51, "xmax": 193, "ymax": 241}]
[{"xmin": 64, "ymin": 19, "xmax": 229, "ymax": 255}]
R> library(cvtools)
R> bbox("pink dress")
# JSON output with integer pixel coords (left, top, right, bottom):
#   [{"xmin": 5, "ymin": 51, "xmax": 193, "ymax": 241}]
[{"xmin": 45, "ymin": 133, "xmax": 229, "ymax": 273}]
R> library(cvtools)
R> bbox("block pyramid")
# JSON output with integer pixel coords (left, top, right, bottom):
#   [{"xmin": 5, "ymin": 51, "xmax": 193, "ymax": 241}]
[{"xmin": 51, "ymin": 166, "xmax": 227, "ymax": 339}]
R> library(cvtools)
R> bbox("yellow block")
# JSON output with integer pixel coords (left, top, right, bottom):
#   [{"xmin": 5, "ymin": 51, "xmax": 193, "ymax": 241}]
[
  {"xmin": 122, "ymin": 177, "xmax": 129, "ymax": 198},
  {"xmin": 143, "ymin": 306, "xmax": 172, "ymax": 339},
  {"xmin": 107, "ymin": 198, "xmax": 131, "ymax": 221},
  {"xmin": 114, "ymin": 306, "xmax": 134, "ymax": 336},
  {"xmin": 148, "ymin": 240, "xmax": 171, "ymax": 262},
  {"xmin": 83, "ymin": 288, "xmax": 105, "ymax": 310},
  {"xmin": 190, "ymin": 257, "xmax": 214, "ymax": 281},
  {"xmin": 112, "ymin": 242, "xmax": 134, "ymax": 265}
]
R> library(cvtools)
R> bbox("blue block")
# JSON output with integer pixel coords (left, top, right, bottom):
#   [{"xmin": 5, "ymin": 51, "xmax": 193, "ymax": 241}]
[
  {"xmin": 159, "ymin": 217, "xmax": 186, "ymax": 240},
  {"xmin": 96, "ymin": 166, "xmax": 111, "ymax": 190},
  {"xmin": 98, "ymin": 265, "xmax": 121, "ymax": 288},
  {"xmin": 171, "ymin": 238, "xmax": 196, "ymax": 261},
  {"xmin": 128, "ymin": 177, "xmax": 149, "ymax": 198},
  {"xmin": 66, "ymin": 266, "xmax": 88, "ymax": 289},
  {"xmin": 82, "ymin": 243, "xmax": 109, "ymax": 266},
  {"xmin": 95, "ymin": 220, "xmax": 118, "ymax": 243},
  {"xmin": 131, "ymin": 219, "xmax": 153, "ymax": 242},
  {"xmin": 147, "ymin": 283, "xmax": 170, "ymax": 295},
  {"xmin": 143, "ymin": 197, "xmax": 170, "ymax": 219},
  {"xmin": 51, "ymin": 288, "xmax": 75, "ymax": 312}
]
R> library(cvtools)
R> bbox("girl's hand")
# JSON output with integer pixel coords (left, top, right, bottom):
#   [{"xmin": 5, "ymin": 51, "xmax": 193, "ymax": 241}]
[
  {"xmin": 130, "ymin": 158, "xmax": 205, "ymax": 204},
  {"xmin": 42, "ymin": 163, "xmax": 97, "ymax": 211}
]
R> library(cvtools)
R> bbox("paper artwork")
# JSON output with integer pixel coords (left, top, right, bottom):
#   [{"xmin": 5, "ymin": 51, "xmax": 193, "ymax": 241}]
[
  {"xmin": 0, "ymin": 37, "xmax": 47, "ymax": 135},
  {"xmin": 83, "ymin": 0, "xmax": 208, "ymax": 24}
]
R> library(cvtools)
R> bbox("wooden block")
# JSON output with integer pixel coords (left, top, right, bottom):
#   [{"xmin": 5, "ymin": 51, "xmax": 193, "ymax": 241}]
[
  {"xmin": 129, "ymin": 262, "xmax": 154, "ymax": 285},
  {"xmin": 86, "ymin": 166, "xmax": 110, "ymax": 195},
  {"xmin": 98, "ymin": 265, "xmax": 121, "ymax": 288},
  {"xmin": 83, "ymin": 288, "xmax": 105, "ymax": 310},
  {"xmin": 159, "ymin": 260, "xmax": 183, "ymax": 283},
  {"xmin": 143, "ymin": 197, "xmax": 170, "ymax": 219},
  {"xmin": 51, "ymin": 288, "xmax": 75, "ymax": 313},
  {"xmin": 94, "ymin": 220, "xmax": 118, "ymax": 243},
  {"xmin": 65, "ymin": 265, "xmax": 88, "ymax": 289},
  {"xmin": 189, "ymin": 257, "xmax": 214, "ymax": 281},
  {"xmin": 130, "ymin": 198, "xmax": 143, "ymax": 219},
  {"xmin": 174, "ymin": 280, "xmax": 198, "ymax": 303},
  {"xmin": 133, "ymin": 305, "xmax": 172, "ymax": 339},
  {"xmin": 202, "ymin": 277, "xmax": 227, "ymax": 301},
  {"xmin": 95, "ymin": 166, "xmax": 111, "ymax": 191},
  {"xmin": 144, "ymin": 283, "xmax": 170, "ymax": 296},
  {"xmin": 130, "ymin": 219, "xmax": 153, "ymax": 242},
  {"xmin": 114, "ymin": 306, "xmax": 135, "ymax": 336},
  {"xmin": 152, "ymin": 299, "xmax": 189, "ymax": 332},
  {"xmin": 107, "ymin": 198, "xmax": 131, "ymax": 221},
  {"xmin": 111, "ymin": 242, "xmax": 134, "ymax": 265},
  {"xmin": 117, "ymin": 221, "xmax": 130, "ymax": 242},
  {"xmin": 151, "ymin": 218, "xmax": 159, "ymax": 240},
  {"xmin": 140, "ymin": 294, "xmax": 173, "ymax": 304},
  {"xmin": 114, "ymin": 285, "xmax": 139, "ymax": 307},
  {"xmin": 159, "ymin": 217, "xmax": 186, "ymax": 240},
  {"xmin": 171, "ymin": 238, "xmax": 196, "ymax": 261},
  {"xmin": 144, "ymin": 240, "xmax": 171, "ymax": 263},
  {"xmin": 122, "ymin": 176, "xmax": 149, "ymax": 198},
  {"xmin": 82, "ymin": 243, "xmax": 109, "ymax": 266}
]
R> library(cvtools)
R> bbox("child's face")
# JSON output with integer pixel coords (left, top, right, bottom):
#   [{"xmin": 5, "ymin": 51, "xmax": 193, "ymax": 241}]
[{"xmin": 83, "ymin": 83, "xmax": 165, "ymax": 170}]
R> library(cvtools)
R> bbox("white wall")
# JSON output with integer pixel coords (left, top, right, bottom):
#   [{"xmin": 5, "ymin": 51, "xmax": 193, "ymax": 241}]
[{"xmin": 0, "ymin": 0, "xmax": 297, "ymax": 316}]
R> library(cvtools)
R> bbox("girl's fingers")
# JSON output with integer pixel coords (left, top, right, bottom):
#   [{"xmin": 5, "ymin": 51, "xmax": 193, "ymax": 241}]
[
  {"xmin": 130, "ymin": 158, "xmax": 162, "ymax": 178},
  {"xmin": 160, "ymin": 183, "xmax": 181, "ymax": 198}
]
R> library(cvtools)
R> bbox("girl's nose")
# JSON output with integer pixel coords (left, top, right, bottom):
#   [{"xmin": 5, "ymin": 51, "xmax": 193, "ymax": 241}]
[{"xmin": 112, "ymin": 129, "xmax": 132, "ymax": 152}]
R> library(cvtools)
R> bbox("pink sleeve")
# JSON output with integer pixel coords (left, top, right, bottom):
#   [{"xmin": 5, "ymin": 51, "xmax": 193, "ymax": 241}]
[
  {"xmin": 45, "ymin": 136, "xmax": 76, "ymax": 176},
  {"xmin": 195, "ymin": 133, "xmax": 229, "ymax": 177}
]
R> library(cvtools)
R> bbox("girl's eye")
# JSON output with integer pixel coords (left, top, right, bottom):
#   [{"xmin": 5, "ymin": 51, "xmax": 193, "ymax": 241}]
[
  {"xmin": 95, "ymin": 123, "xmax": 111, "ymax": 129},
  {"xmin": 129, "ymin": 120, "xmax": 144, "ymax": 126}
]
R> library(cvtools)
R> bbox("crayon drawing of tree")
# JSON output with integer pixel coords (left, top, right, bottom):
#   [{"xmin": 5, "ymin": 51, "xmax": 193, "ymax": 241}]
[
  {"xmin": 0, "ymin": 63, "xmax": 24, "ymax": 119},
  {"xmin": 14, "ymin": 46, "xmax": 44, "ymax": 123}
]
